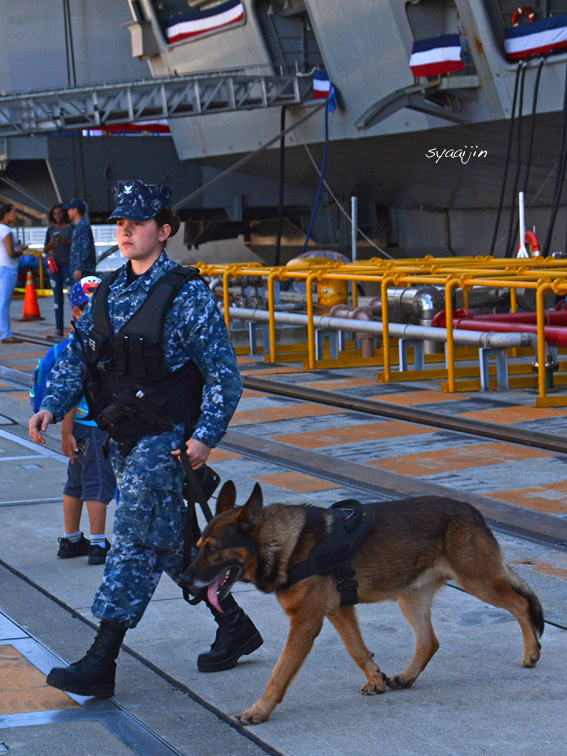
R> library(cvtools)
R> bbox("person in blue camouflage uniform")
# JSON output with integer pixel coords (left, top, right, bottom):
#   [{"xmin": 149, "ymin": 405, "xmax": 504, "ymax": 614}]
[
  {"xmin": 65, "ymin": 199, "xmax": 97, "ymax": 282},
  {"xmin": 29, "ymin": 180, "xmax": 262, "ymax": 699}
]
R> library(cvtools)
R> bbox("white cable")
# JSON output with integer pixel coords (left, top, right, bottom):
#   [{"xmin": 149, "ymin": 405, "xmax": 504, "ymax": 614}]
[
  {"xmin": 528, "ymin": 161, "xmax": 558, "ymax": 208},
  {"xmin": 290, "ymin": 114, "xmax": 394, "ymax": 259}
]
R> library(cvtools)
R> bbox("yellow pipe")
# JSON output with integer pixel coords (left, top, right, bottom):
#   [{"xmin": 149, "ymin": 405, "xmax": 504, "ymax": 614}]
[
  {"xmin": 267, "ymin": 271, "xmax": 279, "ymax": 364},
  {"xmin": 444, "ymin": 278, "xmax": 461, "ymax": 393},
  {"xmin": 222, "ymin": 272, "xmax": 231, "ymax": 330},
  {"xmin": 509, "ymin": 286, "xmax": 519, "ymax": 358},
  {"xmin": 510, "ymin": 286, "xmax": 517, "ymax": 313},
  {"xmin": 306, "ymin": 271, "xmax": 318, "ymax": 370},
  {"xmin": 536, "ymin": 282, "xmax": 553, "ymax": 399},
  {"xmin": 381, "ymin": 276, "xmax": 395, "ymax": 381}
]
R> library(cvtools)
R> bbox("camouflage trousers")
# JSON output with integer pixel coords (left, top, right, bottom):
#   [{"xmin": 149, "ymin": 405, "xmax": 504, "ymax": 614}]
[{"xmin": 91, "ymin": 427, "xmax": 187, "ymax": 628}]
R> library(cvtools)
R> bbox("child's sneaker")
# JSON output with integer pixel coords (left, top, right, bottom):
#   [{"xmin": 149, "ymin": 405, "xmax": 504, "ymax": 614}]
[
  {"xmin": 88, "ymin": 539, "xmax": 111, "ymax": 566},
  {"xmin": 57, "ymin": 534, "xmax": 90, "ymax": 559}
]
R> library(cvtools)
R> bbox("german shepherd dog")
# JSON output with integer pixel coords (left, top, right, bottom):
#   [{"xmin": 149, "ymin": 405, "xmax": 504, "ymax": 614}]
[{"xmin": 183, "ymin": 482, "xmax": 544, "ymax": 725}]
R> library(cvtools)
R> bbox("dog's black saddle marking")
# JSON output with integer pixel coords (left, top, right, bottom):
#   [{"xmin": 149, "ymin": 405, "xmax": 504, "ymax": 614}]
[{"xmin": 283, "ymin": 499, "xmax": 375, "ymax": 607}]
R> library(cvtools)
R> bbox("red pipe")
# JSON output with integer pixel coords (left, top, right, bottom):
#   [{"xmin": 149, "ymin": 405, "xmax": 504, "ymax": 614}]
[
  {"xmin": 432, "ymin": 308, "xmax": 567, "ymax": 347},
  {"xmin": 466, "ymin": 310, "xmax": 567, "ymax": 325}
]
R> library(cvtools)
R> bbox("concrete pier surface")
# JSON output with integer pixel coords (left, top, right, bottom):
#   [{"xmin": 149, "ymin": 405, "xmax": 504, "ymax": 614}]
[{"xmin": 1, "ymin": 315, "xmax": 567, "ymax": 755}]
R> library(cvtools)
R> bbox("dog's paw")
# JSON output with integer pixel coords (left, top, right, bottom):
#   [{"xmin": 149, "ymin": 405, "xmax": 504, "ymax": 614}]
[
  {"xmin": 234, "ymin": 707, "xmax": 269, "ymax": 726},
  {"xmin": 385, "ymin": 674, "xmax": 414, "ymax": 690},
  {"xmin": 361, "ymin": 673, "xmax": 387, "ymax": 696},
  {"xmin": 521, "ymin": 650, "xmax": 540, "ymax": 668}
]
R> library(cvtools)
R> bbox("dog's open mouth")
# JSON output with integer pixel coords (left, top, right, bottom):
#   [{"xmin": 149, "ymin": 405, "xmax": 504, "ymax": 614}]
[{"xmin": 207, "ymin": 566, "xmax": 242, "ymax": 612}]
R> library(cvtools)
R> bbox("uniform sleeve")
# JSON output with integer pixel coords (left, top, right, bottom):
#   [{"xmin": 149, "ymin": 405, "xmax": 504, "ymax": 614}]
[
  {"xmin": 70, "ymin": 223, "xmax": 96, "ymax": 272},
  {"xmin": 69, "ymin": 226, "xmax": 79, "ymax": 270},
  {"xmin": 173, "ymin": 282, "xmax": 242, "ymax": 447},
  {"xmin": 40, "ymin": 306, "xmax": 93, "ymax": 422}
]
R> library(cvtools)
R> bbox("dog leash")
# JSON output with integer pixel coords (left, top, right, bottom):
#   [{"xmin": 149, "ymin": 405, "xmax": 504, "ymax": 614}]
[
  {"xmin": 179, "ymin": 445, "xmax": 215, "ymax": 522},
  {"xmin": 179, "ymin": 444, "xmax": 216, "ymax": 604}
]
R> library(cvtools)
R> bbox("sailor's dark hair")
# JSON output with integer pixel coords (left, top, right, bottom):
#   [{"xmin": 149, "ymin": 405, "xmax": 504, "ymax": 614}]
[{"xmin": 154, "ymin": 207, "xmax": 180, "ymax": 238}]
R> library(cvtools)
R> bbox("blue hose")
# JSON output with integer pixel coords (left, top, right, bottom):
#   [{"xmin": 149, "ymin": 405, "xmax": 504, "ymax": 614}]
[{"xmin": 300, "ymin": 101, "xmax": 329, "ymax": 256}]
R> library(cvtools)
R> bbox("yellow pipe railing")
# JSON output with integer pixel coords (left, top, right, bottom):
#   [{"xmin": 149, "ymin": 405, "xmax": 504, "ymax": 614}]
[
  {"xmin": 199, "ymin": 256, "xmax": 567, "ymax": 401},
  {"xmin": 444, "ymin": 278, "xmax": 461, "ymax": 393},
  {"xmin": 380, "ymin": 276, "xmax": 395, "ymax": 382}
]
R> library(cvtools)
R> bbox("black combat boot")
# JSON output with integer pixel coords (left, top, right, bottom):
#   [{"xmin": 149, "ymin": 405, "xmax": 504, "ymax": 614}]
[
  {"xmin": 198, "ymin": 594, "xmax": 263, "ymax": 672},
  {"xmin": 46, "ymin": 621, "xmax": 127, "ymax": 698}
]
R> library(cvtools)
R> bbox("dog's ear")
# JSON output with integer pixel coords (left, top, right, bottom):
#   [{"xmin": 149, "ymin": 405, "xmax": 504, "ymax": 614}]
[
  {"xmin": 216, "ymin": 480, "xmax": 237, "ymax": 515},
  {"xmin": 238, "ymin": 483, "xmax": 263, "ymax": 533}
]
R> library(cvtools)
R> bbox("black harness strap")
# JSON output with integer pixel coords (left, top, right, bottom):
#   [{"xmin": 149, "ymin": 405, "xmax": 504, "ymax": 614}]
[{"xmin": 284, "ymin": 500, "xmax": 375, "ymax": 608}]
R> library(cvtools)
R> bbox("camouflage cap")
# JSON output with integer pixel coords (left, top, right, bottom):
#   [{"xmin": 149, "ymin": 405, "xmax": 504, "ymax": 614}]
[{"xmin": 108, "ymin": 180, "xmax": 173, "ymax": 222}]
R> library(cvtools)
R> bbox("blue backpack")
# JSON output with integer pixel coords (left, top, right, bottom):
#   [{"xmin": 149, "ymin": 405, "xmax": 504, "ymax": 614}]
[{"xmin": 30, "ymin": 338, "xmax": 71, "ymax": 413}]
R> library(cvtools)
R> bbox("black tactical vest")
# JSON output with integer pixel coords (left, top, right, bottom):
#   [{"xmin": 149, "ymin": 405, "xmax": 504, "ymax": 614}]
[{"xmin": 80, "ymin": 264, "xmax": 206, "ymax": 455}]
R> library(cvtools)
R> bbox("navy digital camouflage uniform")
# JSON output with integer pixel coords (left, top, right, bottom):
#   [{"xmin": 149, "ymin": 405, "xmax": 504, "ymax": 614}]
[
  {"xmin": 41, "ymin": 250, "xmax": 243, "ymax": 628},
  {"xmin": 69, "ymin": 217, "xmax": 97, "ymax": 276}
]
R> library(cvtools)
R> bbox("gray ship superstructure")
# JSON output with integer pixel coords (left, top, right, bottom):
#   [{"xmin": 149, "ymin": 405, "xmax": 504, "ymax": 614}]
[
  {"xmin": 2, "ymin": 0, "xmax": 567, "ymax": 259},
  {"xmin": 123, "ymin": 0, "xmax": 567, "ymax": 257}
]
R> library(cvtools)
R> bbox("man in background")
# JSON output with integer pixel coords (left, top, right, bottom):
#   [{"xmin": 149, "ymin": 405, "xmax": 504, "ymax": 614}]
[{"xmin": 65, "ymin": 199, "xmax": 96, "ymax": 283}]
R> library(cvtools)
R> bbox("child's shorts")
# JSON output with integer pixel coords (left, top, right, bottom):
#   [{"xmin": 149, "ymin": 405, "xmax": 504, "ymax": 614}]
[{"xmin": 63, "ymin": 423, "xmax": 116, "ymax": 505}]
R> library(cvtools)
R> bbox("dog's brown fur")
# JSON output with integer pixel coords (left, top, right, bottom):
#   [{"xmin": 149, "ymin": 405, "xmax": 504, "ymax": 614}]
[{"xmin": 183, "ymin": 482, "xmax": 544, "ymax": 725}]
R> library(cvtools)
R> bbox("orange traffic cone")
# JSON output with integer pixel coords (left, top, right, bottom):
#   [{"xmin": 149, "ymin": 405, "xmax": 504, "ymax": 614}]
[{"xmin": 20, "ymin": 271, "xmax": 44, "ymax": 321}]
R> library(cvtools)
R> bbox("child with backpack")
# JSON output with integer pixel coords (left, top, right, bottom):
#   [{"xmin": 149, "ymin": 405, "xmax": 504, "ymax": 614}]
[{"xmin": 30, "ymin": 276, "xmax": 116, "ymax": 564}]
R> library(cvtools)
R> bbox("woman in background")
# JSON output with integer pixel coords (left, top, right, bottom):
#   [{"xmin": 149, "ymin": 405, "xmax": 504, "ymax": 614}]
[
  {"xmin": 0, "ymin": 203, "xmax": 24, "ymax": 344},
  {"xmin": 44, "ymin": 204, "xmax": 74, "ymax": 339}
]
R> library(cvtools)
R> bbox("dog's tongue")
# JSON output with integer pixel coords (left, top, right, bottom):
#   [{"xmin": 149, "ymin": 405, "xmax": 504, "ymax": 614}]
[{"xmin": 207, "ymin": 575, "xmax": 224, "ymax": 613}]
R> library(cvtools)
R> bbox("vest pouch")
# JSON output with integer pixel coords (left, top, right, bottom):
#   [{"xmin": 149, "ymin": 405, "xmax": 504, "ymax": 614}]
[
  {"xmin": 133, "ymin": 383, "xmax": 171, "ymax": 407},
  {"xmin": 86, "ymin": 329, "xmax": 108, "ymax": 367},
  {"xmin": 82, "ymin": 376, "xmax": 104, "ymax": 422},
  {"xmin": 99, "ymin": 387, "xmax": 175, "ymax": 441},
  {"xmin": 98, "ymin": 393, "xmax": 137, "ymax": 430}
]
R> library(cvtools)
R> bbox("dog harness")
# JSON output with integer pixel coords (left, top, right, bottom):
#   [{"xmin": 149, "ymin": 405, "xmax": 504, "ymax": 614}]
[{"xmin": 283, "ymin": 499, "xmax": 375, "ymax": 607}]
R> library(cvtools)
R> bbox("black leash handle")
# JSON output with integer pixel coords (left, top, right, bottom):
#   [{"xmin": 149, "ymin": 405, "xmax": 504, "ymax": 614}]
[
  {"xmin": 179, "ymin": 444, "xmax": 214, "ymax": 522},
  {"xmin": 179, "ymin": 444, "xmax": 215, "ymax": 605}
]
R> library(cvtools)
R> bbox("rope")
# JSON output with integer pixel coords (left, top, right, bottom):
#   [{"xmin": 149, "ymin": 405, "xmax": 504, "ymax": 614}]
[
  {"xmin": 274, "ymin": 105, "xmax": 287, "ymax": 267},
  {"xmin": 293, "ymin": 117, "xmax": 393, "ymax": 259},
  {"xmin": 300, "ymin": 102, "xmax": 330, "ymax": 256},
  {"xmin": 489, "ymin": 60, "xmax": 525, "ymax": 256},
  {"xmin": 507, "ymin": 57, "xmax": 544, "ymax": 257},
  {"xmin": 543, "ymin": 62, "xmax": 567, "ymax": 256},
  {"xmin": 505, "ymin": 62, "xmax": 528, "ymax": 257}
]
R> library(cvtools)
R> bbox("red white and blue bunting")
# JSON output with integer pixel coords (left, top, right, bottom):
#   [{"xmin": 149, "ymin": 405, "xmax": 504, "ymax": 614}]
[
  {"xmin": 505, "ymin": 13, "xmax": 567, "ymax": 61},
  {"xmin": 166, "ymin": 0, "xmax": 245, "ymax": 45},
  {"xmin": 312, "ymin": 71, "xmax": 337, "ymax": 112},
  {"xmin": 409, "ymin": 34, "xmax": 464, "ymax": 78}
]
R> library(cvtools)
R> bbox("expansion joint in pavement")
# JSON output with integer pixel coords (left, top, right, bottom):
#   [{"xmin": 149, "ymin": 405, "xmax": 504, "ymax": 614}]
[
  {"xmin": 0, "ymin": 559, "xmax": 286, "ymax": 756},
  {"xmin": 221, "ymin": 429, "xmax": 567, "ymax": 551}
]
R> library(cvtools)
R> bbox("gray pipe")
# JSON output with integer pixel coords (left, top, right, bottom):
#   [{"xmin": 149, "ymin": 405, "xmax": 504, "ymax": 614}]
[{"xmin": 225, "ymin": 306, "xmax": 539, "ymax": 352}]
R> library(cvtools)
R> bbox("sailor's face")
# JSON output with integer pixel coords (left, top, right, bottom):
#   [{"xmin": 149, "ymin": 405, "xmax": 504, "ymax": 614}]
[{"xmin": 116, "ymin": 218, "xmax": 171, "ymax": 263}]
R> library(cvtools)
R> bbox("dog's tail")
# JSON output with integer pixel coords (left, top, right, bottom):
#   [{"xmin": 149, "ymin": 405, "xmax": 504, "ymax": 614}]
[{"xmin": 507, "ymin": 566, "xmax": 545, "ymax": 638}]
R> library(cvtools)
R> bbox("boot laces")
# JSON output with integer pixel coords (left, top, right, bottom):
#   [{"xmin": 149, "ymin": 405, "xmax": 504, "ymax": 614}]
[{"xmin": 83, "ymin": 625, "xmax": 124, "ymax": 663}]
